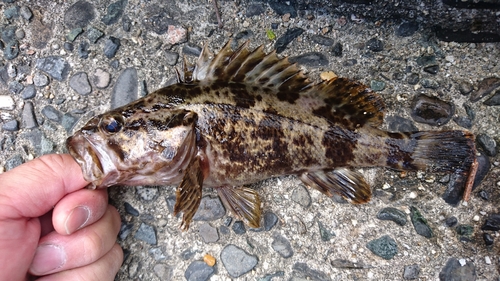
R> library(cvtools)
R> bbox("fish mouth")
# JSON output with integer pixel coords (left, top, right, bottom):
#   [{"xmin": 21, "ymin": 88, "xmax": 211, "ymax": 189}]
[{"xmin": 66, "ymin": 134, "xmax": 107, "ymax": 189}]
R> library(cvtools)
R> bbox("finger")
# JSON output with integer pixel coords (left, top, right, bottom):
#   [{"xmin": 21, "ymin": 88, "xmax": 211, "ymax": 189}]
[
  {"xmin": 52, "ymin": 189, "xmax": 108, "ymax": 235},
  {"xmin": 0, "ymin": 154, "xmax": 88, "ymax": 220},
  {"xmin": 29, "ymin": 205, "xmax": 121, "ymax": 276},
  {"xmin": 35, "ymin": 243, "xmax": 123, "ymax": 281}
]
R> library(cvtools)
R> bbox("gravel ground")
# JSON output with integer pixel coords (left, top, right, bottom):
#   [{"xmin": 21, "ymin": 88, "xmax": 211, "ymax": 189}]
[{"xmin": 1, "ymin": 0, "xmax": 500, "ymax": 280}]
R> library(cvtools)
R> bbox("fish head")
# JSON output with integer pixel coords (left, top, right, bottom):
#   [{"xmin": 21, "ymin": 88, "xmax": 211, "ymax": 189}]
[{"xmin": 67, "ymin": 105, "xmax": 198, "ymax": 189}]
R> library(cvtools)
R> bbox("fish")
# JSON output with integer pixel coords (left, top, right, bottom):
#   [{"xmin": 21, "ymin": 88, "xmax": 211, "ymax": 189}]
[{"xmin": 66, "ymin": 40, "xmax": 478, "ymax": 230}]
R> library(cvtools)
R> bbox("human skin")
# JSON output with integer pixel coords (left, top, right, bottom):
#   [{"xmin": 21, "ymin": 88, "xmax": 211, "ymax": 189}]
[{"xmin": 0, "ymin": 154, "xmax": 123, "ymax": 281}]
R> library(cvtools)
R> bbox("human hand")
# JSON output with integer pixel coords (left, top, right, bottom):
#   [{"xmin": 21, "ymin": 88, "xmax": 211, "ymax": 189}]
[{"xmin": 0, "ymin": 154, "xmax": 123, "ymax": 281}]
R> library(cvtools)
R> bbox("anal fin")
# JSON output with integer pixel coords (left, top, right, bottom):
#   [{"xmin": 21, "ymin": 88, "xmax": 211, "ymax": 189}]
[
  {"xmin": 174, "ymin": 156, "xmax": 204, "ymax": 230},
  {"xmin": 300, "ymin": 168, "xmax": 371, "ymax": 204},
  {"xmin": 217, "ymin": 186, "xmax": 262, "ymax": 228}
]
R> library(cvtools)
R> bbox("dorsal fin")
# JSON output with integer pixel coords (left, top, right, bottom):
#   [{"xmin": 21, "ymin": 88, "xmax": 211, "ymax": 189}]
[{"xmin": 184, "ymin": 39, "xmax": 386, "ymax": 130}]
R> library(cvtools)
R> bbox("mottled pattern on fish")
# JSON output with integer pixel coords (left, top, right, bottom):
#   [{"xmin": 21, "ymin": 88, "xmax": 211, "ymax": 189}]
[{"xmin": 67, "ymin": 41, "xmax": 477, "ymax": 230}]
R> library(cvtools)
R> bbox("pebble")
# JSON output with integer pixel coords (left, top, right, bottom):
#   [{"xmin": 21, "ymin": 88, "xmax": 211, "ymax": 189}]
[
  {"xmin": 416, "ymin": 55, "xmax": 436, "ymax": 66},
  {"xmin": 182, "ymin": 43, "xmax": 202, "ymax": 57},
  {"xmin": 403, "ymin": 264, "xmax": 420, "ymax": 280},
  {"xmin": 483, "ymin": 233, "xmax": 494, "ymax": 246},
  {"xmin": 134, "ymin": 223, "xmax": 157, "ymax": 245},
  {"xmin": 92, "ymin": 68, "xmax": 111, "ymax": 89},
  {"xmin": 67, "ymin": 28, "xmax": 83, "ymax": 42},
  {"xmin": 484, "ymin": 89, "xmax": 500, "ymax": 106},
  {"xmin": 111, "ymin": 68, "xmax": 138, "ymax": 109},
  {"xmin": 289, "ymin": 52, "xmax": 329, "ymax": 68},
  {"xmin": 478, "ymin": 190, "xmax": 489, "ymax": 201},
  {"xmin": 36, "ymin": 56, "xmax": 71, "ymax": 81},
  {"xmin": 63, "ymin": 42, "xmax": 74, "ymax": 51},
  {"xmin": 291, "ymin": 185, "xmax": 311, "ymax": 207},
  {"xmin": 15, "ymin": 29, "xmax": 25, "ymax": 40},
  {"xmin": 263, "ymin": 212, "xmax": 278, "ymax": 231},
  {"xmin": 122, "ymin": 15, "xmax": 131, "ymax": 32},
  {"xmin": 104, "ymin": 37, "xmax": 121, "ymax": 58},
  {"xmin": 423, "ymin": 65, "xmax": 439, "ymax": 74},
  {"xmin": 2, "ymin": 119, "xmax": 19, "ymax": 131},
  {"xmin": 456, "ymin": 224, "xmax": 474, "ymax": 241},
  {"xmin": 124, "ymin": 202, "xmax": 139, "ymax": 216},
  {"xmin": 272, "ymin": 233, "xmax": 293, "ymax": 258},
  {"xmin": 192, "ymin": 196, "xmax": 226, "ymax": 221},
  {"xmin": 396, "ymin": 21, "xmax": 419, "ymax": 37},
  {"xmin": 0, "ymin": 95, "xmax": 15, "ymax": 110},
  {"xmin": 311, "ymin": 35, "xmax": 334, "ymax": 46},
  {"xmin": 4, "ymin": 41, "xmax": 19, "ymax": 60},
  {"xmin": 180, "ymin": 248, "xmax": 198, "ymax": 260},
  {"xmin": 20, "ymin": 85, "xmax": 36, "ymax": 99},
  {"xmin": 165, "ymin": 25, "xmax": 188, "ymax": 45},
  {"xmin": 220, "ymin": 244, "xmax": 258, "ymax": 278},
  {"xmin": 318, "ymin": 221, "xmax": 335, "ymax": 241},
  {"xmin": 64, "ymin": 1, "xmax": 95, "ymax": 29},
  {"xmin": 370, "ymin": 80, "xmax": 386, "ymax": 91},
  {"xmin": 61, "ymin": 113, "xmax": 78, "ymax": 133},
  {"xmin": 203, "ymin": 254, "xmax": 216, "ymax": 266},
  {"xmin": 481, "ymin": 213, "xmax": 500, "ymax": 231},
  {"xmin": 20, "ymin": 6, "xmax": 33, "ymax": 20},
  {"xmin": 136, "ymin": 186, "xmax": 158, "ymax": 201},
  {"xmin": 410, "ymin": 206, "xmax": 433, "ymax": 238},
  {"xmin": 407, "ymin": 73, "xmax": 420, "ymax": 85},
  {"xmin": 185, "ymin": 260, "xmax": 215, "ymax": 281},
  {"xmin": 275, "ymin": 28, "xmax": 304, "ymax": 54},
  {"xmin": 476, "ymin": 133, "xmax": 497, "ymax": 156},
  {"xmin": 86, "ymin": 26, "xmax": 104, "ymax": 43},
  {"xmin": 164, "ymin": 51, "xmax": 179, "ymax": 66},
  {"xmin": 470, "ymin": 77, "xmax": 500, "ymax": 102},
  {"xmin": 4, "ymin": 6, "xmax": 19, "ymax": 19},
  {"xmin": 101, "ymin": 0, "xmax": 127, "ymax": 25},
  {"xmin": 232, "ymin": 221, "xmax": 246, "ymax": 235},
  {"xmin": 366, "ymin": 235, "xmax": 398, "ymax": 260},
  {"xmin": 69, "ymin": 72, "xmax": 92, "ymax": 95},
  {"xmin": 420, "ymin": 78, "xmax": 440, "ymax": 89},
  {"xmin": 260, "ymin": 271, "xmax": 285, "ymax": 281},
  {"xmin": 41, "ymin": 105, "xmax": 63, "ymax": 123},
  {"xmin": 376, "ymin": 207, "xmax": 408, "ymax": 226},
  {"xmin": 366, "ymin": 38, "xmax": 384, "ymax": 52},
  {"xmin": 331, "ymin": 42, "xmax": 343, "ymax": 57},
  {"xmin": 292, "ymin": 262, "xmax": 330, "ymax": 281},
  {"xmin": 153, "ymin": 264, "xmax": 173, "ymax": 279},
  {"xmin": 458, "ymin": 80, "xmax": 474, "ymax": 95},
  {"xmin": 411, "ymin": 94, "xmax": 454, "ymax": 126},
  {"xmin": 198, "ymin": 222, "xmax": 219, "ymax": 243},
  {"xmin": 78, "ymin": 41, "xmax": 90, "ymax": 59},
  {"xmin": 445, "ymin": 216, "xmax": 458, "ymax": 227},
  {"xmin": 22, "ymin": 101, "xmax": 38, "ymax": 128},
  {"xmin": 386, "ymin": 115, "xmax": 418, "ymax": 132},
  {"xmin": 246, "ymin": 3, "xmax": 266, "ymax": 17},
  {"xmin": 8, "ymin": 81, "xmax": 23, "ymax": 94},
  {"xmin": 5, "ymin": 154, "xmax": 23, "ymax": 170},
  {"xmin": 268, "ymin": 1, "xmax": 297, "ymax": 17},
  {"xmin": 453, "ymin": 116, "xmax": 472, "ymax": 129},
  {"xmin": 472, "ymin": 153, "xmax": 490, "ymax": 189},
  {"xmin": 439, "ymin": 258, "xmax": 477, "ymax": 281}
]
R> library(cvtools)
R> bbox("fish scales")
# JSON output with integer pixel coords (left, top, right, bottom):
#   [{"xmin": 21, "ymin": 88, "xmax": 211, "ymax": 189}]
[{"xmin": 67, "ymin": 40, "xmax": 477, "ymax": 230}]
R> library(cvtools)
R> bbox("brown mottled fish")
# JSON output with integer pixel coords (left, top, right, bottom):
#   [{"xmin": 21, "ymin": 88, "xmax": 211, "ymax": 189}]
[{"xmin": 67, "ymin": 40, "xmax": 477, "ymax": 230}]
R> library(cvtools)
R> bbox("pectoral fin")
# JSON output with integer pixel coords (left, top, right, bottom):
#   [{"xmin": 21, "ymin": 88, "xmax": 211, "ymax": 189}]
[
  {"xmin": 174, "ymin": 156, "xmax": 204, "ymax": 230},
  {"xmin": 217, "ymin": 186, "xmax": 262, "ymax": 228},
  {"xmin": 300, "ymin": 168, "xmax": 371, "ymax": 204}
]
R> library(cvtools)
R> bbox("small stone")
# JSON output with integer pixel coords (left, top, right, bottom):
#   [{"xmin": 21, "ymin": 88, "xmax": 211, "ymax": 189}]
[
  {"xmin": 86, "ymin": 26, "xmax": 104, "ymax": 43},
  {"xmin": 420, "ymin": 78, "xmax": 440, "ymax": 89},
  {"xmin": 484, "ymin": 89, "xmax": 500, "ymax": 106},
  {"xmin": 411, "ymin": 94, "xmax": 454, "ymax": 126},
  {"xmin": 198, "ymin": 222, "xmax": 219, "ymax": 243},
  {"xmin": 4, "ymin": 41, "xmax": 19, "ymax": 60},
  {"xmin": 292, "ymin": 263, "xmax": 330, "ymax": 281},
  {"xmin": 485, "ymin": 256, "xmax": 491, "ymax": 265},
  {"xmin": 220, "ymin": 244, "xmax": 258, "ymax": 278},
  {"xmin": 33, "ymin": 73, "xmax": 49, "ymax": 87},
  {"xmin": 318, "ymin": 221, "xmax": 335, "ymax": 241},
  {"xmin": 64, "ymin": 1, "xmax": 95, "ymax": 28},
  {"xmin": 396, "ymin": 21, "xmax": 419, "ymax": 37},
  {"xmin": 182, "ymin": 43, "xmax": 202, "ymax": 57},
  {"xmin": 246, "ymin": 3, "xmax": 266, "ymax": 17},
  {"xmin": 366, "ymin": 38, "xmax": 384, "ymax": 52},
  {"xmin": 416, "ymin": 55, "xmax": 436, "ymax": 66},
  {"xmin": 22, "ymin": 101, "xmax": 38, "ymax": 128},
  {"xmin": 20, "ymin": 6, "xmax": 33, "ymax": 20},
  {"xmin": 478, "ymin": 190, "xmax": 489, "ymax": 200},
  {"xmin": 36, "ymin": 56, "xmax": 70, "ymax": 81},
  {"xmin": 134, "ymin": 223, "xmax": 157, "ymax": 245},
  {"xmin": 291, "ymin": 185, "xmax": 311, "ymax": 207},
  {"xmin": 64, "ymin": 42, "xmax": 74, "ymax": 51},
  {"xmin": 263, "ymin": 212, "xmax": 278, "ymax": 231},
  {"xmin": 0, "ymin": 95, "xmax": 15, "ymax": 110},
  {"xmin": 104, "ymin": 37, "xmax": 120, "ymax": 58},
  {"xmin": 470, "ymin": 77, "xmax": 500, "ymax": 102},
  {"xmin": 377, "ymin": 207, "xmax": 407, "ymax": 226},
  {"xmin": 275, "ymin": 27, "xmax": 304, "ymax": 54},
  {"xmin": 483, "ymin": 233, "xmax": 494, "ymax": 246},
  {"xmin": 4, "ymin": 6, "xmax": 19, "ymax": 19},
  {"xmin": 223, "ymin": 217, "xmax": 232, "ymax": 226},
  {"xmin": 192, "ymin": 196, "xmax": 226, "ymax": 221},
  {"xmin": 456, "ymin": 224, "xmax": 474, "ymax": 241},
  {"xmin": 69, "ymin": 72, "xmax": 92, "ymax": 95},
  {"xmin": 366, "ymin": 235, "xmax": 398, "ymax": 260},
  {"xmin": 269, "ymin": 1, "xmax": 297, "ymax": 17},
  {"xmin": 5, "ymin": 154, "xmax": 23, "ymax": 171},
  {"xmin": 136, "ymin": 186, "xmax": 158, "ymax": 201},
  {"xmin": 124, "ymin": 202, "xmax": 139, "ymax": 216},
  {"xmin": 2, "ymin": 119, "xmax": 19, "ymax": 131},
  {"xmin": 78, "ymin": 41, "xmax": 90, "ymax": 59},
  {"xmin": 311, "ymin": 35, "xmax": 334, "ymax": 46},
  {"xmin": 41, "ymin": 105, "xmax": 63, "ymax": 123},
  {"xmin": 370, "ymin": 80, "xmax": 386, "ymax": 91},
  {"xmin": 185, "ymin": 260, "xmax": 215, "ymax": 281},
  {"xmin": 458, "ymin": 80, "xmax": 474, "ymax": 95},
  {"xmin": 423, "ymin": 65, "xmax": 439, "ymax": 75},
  {"xmin": 164, "ymin": 25, "xmax": 188, "ymax": 45},
  {"xmin": 271, "ymin": 233, "xmax": 293, "ymax": 258},
  {"xmin": 481, "ymin": 213, "xmax": 500, "ymax": 231},
  {"xmin": 476, "ymin": 133, "xmax": 497, "ymax": 156},
  {"xmin": 8, "ymin": 81, "xmax": 23, "ymax": 95},
  {"xmin": 101, "ymin": 0, "xmax": 127, "ymax": 25},
  {"xmin": 386, "ymin": 115, "xmax": 418, "ymax": 132},
  {"xmin": 61, "ymin": 113, "xmax": 79, "ymax": 133},
  {"xmin": 403, "ymin": 264, "xmax": 420, "ymax": 280},
  {"xmin": 204, "ymin": 254, "xmax": 216, "ymax": 267},
  {"xmin": 289, "ymin": 52, "xmax": 329, "ymax": 68},
  {"xmin": 260, "ymin": 271, "xmax": 285, "ymax": 281},
  {"xmin": 122, "ymin": 16, "xmax": 131, "ymax": 32},
  {"xmin": 445, "ymin": 216, "xmax": 458, "ymax": 227},
  {"xmin": 153, "ymin": 264, "xmax": 172, "ymax": 279},
  {"xmin": 15, "ymin": 29, "xmax": 25, "ymax": 40},
  {"xmin": 67, "ymin": 28, "xmax": 83, "ymax": 42},
  {"xmin": 92, "ymin": 68, "xmax": 111, "ymax": 89},
  {"xmin": 439, "ymin": 258, "xmax": 477, "ymax": 281},
  {"xmin": 453, "ymin": 116, "xmax": 473, "ymax": 129},
  {"xmin": 232, "ymin": 221, "xmax": 246, "ymax": 235},
  {"xmin": 331, "ymin": 42, "xmax": 343, "ymax": 57},
  {"xmin": 407, "ymin": 73, "xmax": 420, "ymax": 85},
  {"xmin": 20, "ymin": 85, "xmax": 36, "ymax": 99},
  {"xmin": 165, "ymin": 51, "xmax": 179, "ymax": 66},
  {"xmin": 410, "ymin": 206, "xmax": 433, "ymax": 238},
  {"xmin": 111, "ymin": 68, "xmax": 138, "ymax": 109}
]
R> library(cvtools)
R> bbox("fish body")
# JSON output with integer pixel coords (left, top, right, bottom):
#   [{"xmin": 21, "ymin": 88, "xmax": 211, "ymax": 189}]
[{"xmin": 67, "ymin": 41, "xmax": 477, "ymax": 229}]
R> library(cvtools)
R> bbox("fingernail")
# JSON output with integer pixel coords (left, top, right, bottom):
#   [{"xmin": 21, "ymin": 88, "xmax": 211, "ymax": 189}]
[
  {"xmin": 64, "ymin": 205, "xmax": 90, "ymax": 234},
  {"xmin": 30, "ymin": 244, "xmax": 66, "ymax": 275}
]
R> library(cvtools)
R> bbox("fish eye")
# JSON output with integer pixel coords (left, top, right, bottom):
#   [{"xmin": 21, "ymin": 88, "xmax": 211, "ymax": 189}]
[{"xmin": 100, "ymin": 115, "xmax": 124, "ymax": 133}]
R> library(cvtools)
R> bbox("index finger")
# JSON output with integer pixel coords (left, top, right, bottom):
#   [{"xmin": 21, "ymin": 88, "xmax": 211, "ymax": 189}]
[{"xmin": 0, "ymin": 154, "xmax": 88, "ymax": 220}]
